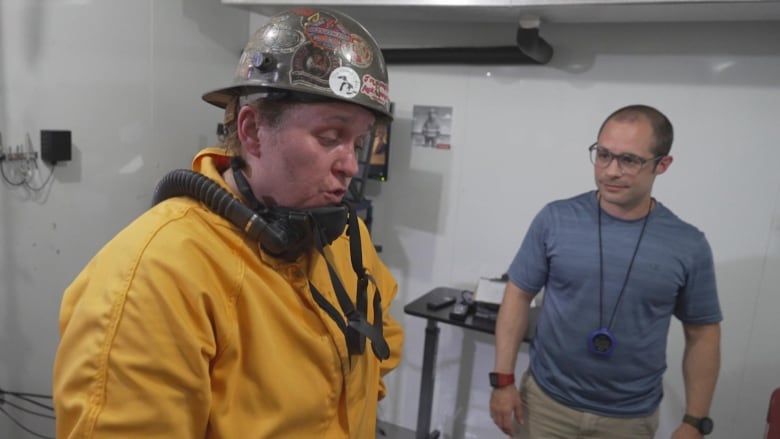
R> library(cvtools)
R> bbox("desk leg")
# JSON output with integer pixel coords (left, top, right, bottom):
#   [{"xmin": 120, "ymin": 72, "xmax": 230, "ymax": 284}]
[{"xmin": 416, "ymin": 318, "xmax": 440, "ymax": 439}]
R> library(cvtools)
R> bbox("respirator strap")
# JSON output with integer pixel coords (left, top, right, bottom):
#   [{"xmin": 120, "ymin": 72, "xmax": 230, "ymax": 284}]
[
  {"xmin": 306, "ymin": 208, "xmax": 389, "ymax": 361},
  {"xmin": 307, "ymin": 273, "xmax": 388, "ymax": 360},
  {"xmin": 308, "ymin": 280, "xmax": 385, "ymax": 359},
  {"xmin": 230, "ymin": 156, "xmax": 265, "ymax": 213},
  {"xmin": 346, "ymin": 203, "xmax": 387, "ymax": 360}
]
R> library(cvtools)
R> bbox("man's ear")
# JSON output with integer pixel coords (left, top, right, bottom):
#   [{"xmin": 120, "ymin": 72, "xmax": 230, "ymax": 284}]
[
  {"xmin": 654, "ymin": 155, "xmax": 674, "ymax": 175},
  {"xmin": 237, "ymin": 105, "xmax": 261, "ymax": 156}
]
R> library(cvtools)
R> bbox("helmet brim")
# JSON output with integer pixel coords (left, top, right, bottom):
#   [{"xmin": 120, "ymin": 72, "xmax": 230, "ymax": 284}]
[{"xmin": 202, "ymin": 84, "xmax": 393, "ymax": 120}]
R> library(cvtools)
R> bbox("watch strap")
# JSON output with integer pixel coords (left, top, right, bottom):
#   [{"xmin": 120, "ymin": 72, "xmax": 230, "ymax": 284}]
[
  {"xmin": 489, "ymin": 372, "xmax": 515, "ymax": 388},
  {"xmin": 683, "ymin": 414, "xmax": 714, "ymax": 435}
]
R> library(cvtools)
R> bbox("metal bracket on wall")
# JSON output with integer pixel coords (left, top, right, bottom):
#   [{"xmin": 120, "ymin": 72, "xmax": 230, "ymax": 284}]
[
  {"xmin": 0, "ymin": 132, "xmax": 58, "ymax": 191},
  {"xmin": 1, "ymin": 146, "xmax": 38, "ymax": 162}
]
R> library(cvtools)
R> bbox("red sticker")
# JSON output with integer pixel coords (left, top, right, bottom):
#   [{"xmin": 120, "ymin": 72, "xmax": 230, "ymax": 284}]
[{"xmin": 361, "ymin": 74, "xmax": 389, "ymax": 106}]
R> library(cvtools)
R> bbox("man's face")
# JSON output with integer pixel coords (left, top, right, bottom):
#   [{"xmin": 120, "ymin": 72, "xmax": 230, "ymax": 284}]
[
  {"xmin": 251, "ymin": 101, "xmax": 375, "ymax": 208},
  {"xmin": 594, "ymin": 118, "xmax": 670, "ymax": 213}
]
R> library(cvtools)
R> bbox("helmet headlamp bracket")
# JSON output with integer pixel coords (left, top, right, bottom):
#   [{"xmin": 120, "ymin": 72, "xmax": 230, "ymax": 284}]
[{"xmin": 251, "ymin": 52, "xmax": 276, "ymax": 73}]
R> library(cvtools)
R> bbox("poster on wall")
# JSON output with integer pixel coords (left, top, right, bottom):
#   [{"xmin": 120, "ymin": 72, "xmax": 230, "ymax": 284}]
[{"xmin": 411, "ymin": 105, "xmax": 453, "ymax": 150}]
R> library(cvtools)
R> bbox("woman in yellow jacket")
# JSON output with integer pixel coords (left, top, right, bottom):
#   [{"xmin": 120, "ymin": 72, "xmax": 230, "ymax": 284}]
[{"xmin": 53, "ymin": 8, "xmax": 404, "ymax": 438}]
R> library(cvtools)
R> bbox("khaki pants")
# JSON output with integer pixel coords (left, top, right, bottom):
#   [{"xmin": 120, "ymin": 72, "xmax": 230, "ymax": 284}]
[{"xmin": 517, "ymin": 372, "xmax": 659, "ymax": 439}]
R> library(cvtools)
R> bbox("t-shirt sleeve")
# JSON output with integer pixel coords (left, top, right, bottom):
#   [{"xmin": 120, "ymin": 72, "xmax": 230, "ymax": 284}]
[
  {"xmin": 674, "ymin": 234, "xmax": 723, "ymax": 324},
  {"xmin": 507, "ymin": 205, "xmax": 551, "ymax": 295}
]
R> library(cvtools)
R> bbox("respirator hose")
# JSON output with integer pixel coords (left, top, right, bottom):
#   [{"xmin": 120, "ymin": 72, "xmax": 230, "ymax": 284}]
[{"xmin": 152, "ymin": 169, "xmax": 288, "ymax": 255}]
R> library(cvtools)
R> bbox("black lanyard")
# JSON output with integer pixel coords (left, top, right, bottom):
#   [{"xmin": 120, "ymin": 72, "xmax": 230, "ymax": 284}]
[{"xmin": 596, "ymin": 195, "xmax": 654, "ymax": 332}]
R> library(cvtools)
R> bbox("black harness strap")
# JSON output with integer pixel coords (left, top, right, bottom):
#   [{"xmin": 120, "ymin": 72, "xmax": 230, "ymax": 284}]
[
  {"xmin": 307, "ymin": 204, "xmax": 389, "ymax": 360},
  {"xmin": 230, "ymin": 156, "xmax": 265, "ymax": 213},
  {"xmin": 346, "ymin": 204, "xmax": 386, "ymax": 360}
]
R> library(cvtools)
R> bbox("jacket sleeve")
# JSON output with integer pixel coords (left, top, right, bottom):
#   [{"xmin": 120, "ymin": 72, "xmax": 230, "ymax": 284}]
[{"xmin": 53, "ymin": 218, "xmax": 235, "ymax": 438}]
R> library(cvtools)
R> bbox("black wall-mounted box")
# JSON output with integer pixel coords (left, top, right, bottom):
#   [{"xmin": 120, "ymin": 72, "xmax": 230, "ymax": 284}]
[{"xmin": 41, "ymin": 130, "xmax": 72, "ymax": 164}]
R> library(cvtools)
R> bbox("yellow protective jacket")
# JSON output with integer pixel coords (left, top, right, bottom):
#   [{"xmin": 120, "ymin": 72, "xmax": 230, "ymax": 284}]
[{"xmin": 53, "ymin": 148, "xmax": 404, "ymax": 439}]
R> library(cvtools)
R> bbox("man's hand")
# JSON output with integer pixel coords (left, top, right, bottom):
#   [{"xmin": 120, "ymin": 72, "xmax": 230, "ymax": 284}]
[
  {"xmin": 490, "ymin": 385, "xmax": 523, "ymax": 437},
  {"xmin": 672, "ymin": 422, "xmax": 703, "ymax": 439}
]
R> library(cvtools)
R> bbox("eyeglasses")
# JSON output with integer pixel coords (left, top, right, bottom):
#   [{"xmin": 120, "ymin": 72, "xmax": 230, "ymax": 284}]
[{"xmin": 588, "ymin": 143, "xmax": 664, "ymax": 176}]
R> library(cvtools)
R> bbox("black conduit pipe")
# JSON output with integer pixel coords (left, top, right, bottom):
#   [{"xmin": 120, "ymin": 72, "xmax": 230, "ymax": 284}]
[{"xmin": 382, "ymin": 27, "xmax": 553, "ymax": 65}]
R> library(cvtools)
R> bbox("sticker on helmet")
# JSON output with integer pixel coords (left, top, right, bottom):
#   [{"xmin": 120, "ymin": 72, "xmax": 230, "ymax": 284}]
[
  {"xmin": 329, "ymin": 67, "xmax": 361, "ymax": 99},
  {"xmin": 303, "ymin": 12, "xmax": 351, "ymax": 52},
  {"xmin": 361, "ymin": 74, "xmax": 389, "ymax": 106},
  {"xmin": 291, "ymin": 43, "xmax": 340, "ymax": 89},
  {"xmin": 341, "ymin": 35, "xmax": 373, "ymax": 68},
  {"xmin": 258, "ymin": 26, "xmax": 304, "ymax": 54}
]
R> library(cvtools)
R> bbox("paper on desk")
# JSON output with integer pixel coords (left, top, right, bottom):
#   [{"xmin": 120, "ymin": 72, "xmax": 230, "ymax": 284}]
[
  {"xmin": 475, "ymin": 277, "xmax": 545, "ymax": 307},
  {"xmin": 475, "ymin": 277, "xmax": 507, "ymax": 305}
]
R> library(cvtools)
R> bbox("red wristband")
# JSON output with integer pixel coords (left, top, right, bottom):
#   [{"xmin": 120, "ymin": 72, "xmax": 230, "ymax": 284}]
[{"xmin": 489, "ymin": 372, "xmax": 515, "ymax": 388}]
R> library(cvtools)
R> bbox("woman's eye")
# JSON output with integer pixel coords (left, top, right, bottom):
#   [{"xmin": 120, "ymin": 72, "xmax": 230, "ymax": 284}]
[{"xmin": 318, "ymin": 136, "xmax": 339, "ymax": 147}]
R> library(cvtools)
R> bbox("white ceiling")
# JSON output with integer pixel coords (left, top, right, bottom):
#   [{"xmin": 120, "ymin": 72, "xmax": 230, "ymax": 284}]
[{"xmin": 223, "ymin": 0, "xmax": 780, "ymax": 24}]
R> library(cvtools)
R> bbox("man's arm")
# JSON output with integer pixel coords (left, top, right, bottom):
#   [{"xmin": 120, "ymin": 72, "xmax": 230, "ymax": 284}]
[
  {"xmin": 674, "ymin": 322, "xmax": 721, "ymax": 438},
  {"xmin": 490, "ymin": 281, "xmax": 534, "ymax": 436},
  {"xmin": 494, "ymin": 281, "xmax": 534, "ymax": 373}
]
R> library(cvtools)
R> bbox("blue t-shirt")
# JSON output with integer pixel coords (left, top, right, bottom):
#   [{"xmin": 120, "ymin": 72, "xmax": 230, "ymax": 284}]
[{"xmin": 508, "ymin": 191, "xmax": 721, "ymax": 417}]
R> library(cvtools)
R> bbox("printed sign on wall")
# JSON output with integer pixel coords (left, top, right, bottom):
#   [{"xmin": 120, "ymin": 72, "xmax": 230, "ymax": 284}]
[{"xmin": 411, "ymin": 105, "xmax": 453, "ymax": 150}]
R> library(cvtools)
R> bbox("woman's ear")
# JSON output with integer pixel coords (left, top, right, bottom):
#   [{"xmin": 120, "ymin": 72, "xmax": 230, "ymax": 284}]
[{"xmin": 237, "ymin": 105, "xmax": 261, "ymax": 156}]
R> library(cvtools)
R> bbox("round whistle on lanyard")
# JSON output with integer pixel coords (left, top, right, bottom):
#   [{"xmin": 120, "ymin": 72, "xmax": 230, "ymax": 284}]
[{"xmin": 589, "ymin": 327, "xmax": 616, "ymax": 357}]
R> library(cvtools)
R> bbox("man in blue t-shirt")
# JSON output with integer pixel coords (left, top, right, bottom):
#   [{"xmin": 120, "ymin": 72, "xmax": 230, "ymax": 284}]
[{"xmin": 489, "ymin": 105, "xmax": 721, "ymax": 439}]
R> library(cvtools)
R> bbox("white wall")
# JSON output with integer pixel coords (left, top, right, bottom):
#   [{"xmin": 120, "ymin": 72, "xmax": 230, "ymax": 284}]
[
  {"xmin": 355, "ymin": 19, "xmax": 780, "ymax": 439},
  {"xmin": 0, "ymin": 1, "xmax": 247, "ymax": 437},
  {"xmin": 2, "ymin": 3, "xmax": 779, "ymax": 438}
]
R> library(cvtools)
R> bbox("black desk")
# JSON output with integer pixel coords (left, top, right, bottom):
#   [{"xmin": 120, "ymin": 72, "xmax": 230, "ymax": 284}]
[{"xmin": 403, "ymin": 287, "xmax": 539, "ymax": 439}]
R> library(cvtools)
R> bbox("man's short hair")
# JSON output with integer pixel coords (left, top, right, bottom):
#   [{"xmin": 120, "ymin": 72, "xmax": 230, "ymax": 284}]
[{"xmin": 599, "ymin": 104, "xmax": 674, "ymax": 156}]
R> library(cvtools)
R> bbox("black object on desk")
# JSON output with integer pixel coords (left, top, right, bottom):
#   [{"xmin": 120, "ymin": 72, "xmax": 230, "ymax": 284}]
[
  {"xmin": 426, "ymin": 295, "xmax": 456, "ymax": 311},
  {"xmin": 404, "ymin": 287, "xmax": 539, "ymax": 439}
]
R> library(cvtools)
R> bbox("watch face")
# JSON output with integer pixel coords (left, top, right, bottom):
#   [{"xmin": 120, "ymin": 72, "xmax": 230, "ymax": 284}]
[{"xmin": 699, "ymin": 417, "xmax": 714, "ymax": 435}]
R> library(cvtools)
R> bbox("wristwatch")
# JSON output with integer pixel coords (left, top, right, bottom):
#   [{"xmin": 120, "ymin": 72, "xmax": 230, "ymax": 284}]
[
  {"xmin": 682, "ymin": 414, "xmax": 714, "ymax": 435},
  {"xmin": 489, "ymin": 372, "xmax": 515, "ymax": 388}
]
